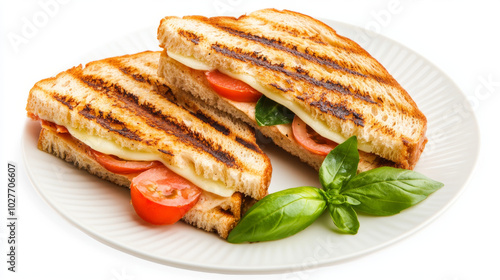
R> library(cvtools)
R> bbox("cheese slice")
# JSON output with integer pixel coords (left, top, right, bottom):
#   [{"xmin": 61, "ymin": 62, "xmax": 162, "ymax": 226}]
[
  {"xmin": 166, "ymin": 50, "xmax": 373, "ymax": 153},
  {"xmin": 66, "ymin": 126, "xmax": 234, "ymax": 197},
  {"xmin": 167, "ymin": 50, "xmax": 214, "ymax": 71}
]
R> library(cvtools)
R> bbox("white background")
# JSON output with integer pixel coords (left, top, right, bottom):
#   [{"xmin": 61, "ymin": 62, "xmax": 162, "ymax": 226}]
[{"xmin": 1, "ymin": 0, "xmax": 499, "ymax": 279}]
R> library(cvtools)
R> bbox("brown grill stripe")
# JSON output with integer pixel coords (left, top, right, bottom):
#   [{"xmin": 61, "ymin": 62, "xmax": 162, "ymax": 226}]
[
  {"xmin": 179, "ymin": 30, "xmax": 202, "ymax": 45},
  {"xmin": 211, "ymin": 44, "xmax": 376, "ymax": 104},
  {"xmin": 213, "ymin": 25, "xmax": 368, "ymax": 78},
  {"xmin": 309, "ymin": 97, "xmax": 364, "ymax": 127},
  {"xmin": 78, "ymin": 104, "xmax": 143, "ymax": 141},
  {"xmin": 235, "ymin": 136, "xmax": 260, "ymax": 153},
  {"xmin": 53, "ymin": 93, "xmax": 77, "ymax": 110},
  {"xmin": 158, "ymin": 149, "xmax": 174, "ymax": 156},
  {"xmin": 191, "ymin": 110, "xmax": 231, "ymax": 136},
  {"xmin": 119, "ymin": 66, "xmax": 148, "ymax": 83},
  {"xmin": 75, "ymin": 72, "xmax": 238, "ymax": 168},
  {"xmin": 114, "ymin": 63, "xmax": 178, "ymax": 104}
]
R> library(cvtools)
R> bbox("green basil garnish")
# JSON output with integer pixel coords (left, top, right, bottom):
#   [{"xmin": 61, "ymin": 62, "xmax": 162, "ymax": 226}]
[
  {"xmin": 227, "ymin": 187, "xmax": 327, "ymax": 243},
  {"xmin": 227, "ymin": 136, "xmax": 444, "ymax": 243},
  {"xmin": 254, "ymin": 95, "xmax": 294, "ymax": 126}
]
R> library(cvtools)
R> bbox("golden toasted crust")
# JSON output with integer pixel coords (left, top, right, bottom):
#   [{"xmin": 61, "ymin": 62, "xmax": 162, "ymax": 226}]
[
  {"xmin": 26, "ymin": 51, "xmax": 271, "ymax": 199},
  {"xmin": 159, "ymin": 52, "xmax": 395, "ymax": 172},
  {"xmin": 157, "ymin": 9, "xmax": 427, "ymax": 169},
  {"xmin": 37, "ymin": 127, "xmax": 243, "ymax": 238}
]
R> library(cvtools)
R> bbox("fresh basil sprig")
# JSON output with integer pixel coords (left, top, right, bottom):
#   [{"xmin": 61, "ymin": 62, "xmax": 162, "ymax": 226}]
[
  {"xmin": 254, "ymin": 95, "xmax": 294, "ymax": 126},
  {"xmin": 227, "ymin": 136, "xmax": 444, "ymax": 243}
]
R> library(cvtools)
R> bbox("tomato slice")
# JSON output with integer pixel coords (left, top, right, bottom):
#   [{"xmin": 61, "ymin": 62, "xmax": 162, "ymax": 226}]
[
  {"xmin": 292, "ymin": 116, "xmax": 337, "ymax": 156},
  {"xmin": 40, "ymin": 119, "xmax": 69, "ymax": 134},
  {"xmin": 28, "ymin": 112, "xmax": 40, "ymax": 121},
  {"xmin": 205, "ymin": 70, "xmax": 263, "ymax": 102},
  {"xmin": 89, "ymin": 150, "xmax": 162, "ymax": 174},
  {"xmin": 130, "ymin": 166, "xmax": 202, "ymax": 225}
]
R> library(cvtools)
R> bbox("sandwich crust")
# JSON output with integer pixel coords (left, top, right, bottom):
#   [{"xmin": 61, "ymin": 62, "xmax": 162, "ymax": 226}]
[{"xmin": 157, "ymin": 9, "xmax": 428, "ymax": 169}]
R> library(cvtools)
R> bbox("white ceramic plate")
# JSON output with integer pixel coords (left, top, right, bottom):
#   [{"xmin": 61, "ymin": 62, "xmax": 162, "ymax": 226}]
[{"xmin": 23, "ymin": 20, "xmax": 479, "ymax": 273}]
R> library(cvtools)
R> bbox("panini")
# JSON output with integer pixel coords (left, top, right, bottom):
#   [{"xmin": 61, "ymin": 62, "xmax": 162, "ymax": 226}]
[
  {"xmin": 157, "ymin": 9, "xmax": 427, "ymax": 170},
  {"xmin": 26, "ymin": 51, "xmax": 272, "ymax": 238}
]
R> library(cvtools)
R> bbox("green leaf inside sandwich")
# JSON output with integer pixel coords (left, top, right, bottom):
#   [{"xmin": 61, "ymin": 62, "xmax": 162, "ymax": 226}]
[{"xmin": 255, "ymin": 95, "xmax": 294, "ymax": 126}]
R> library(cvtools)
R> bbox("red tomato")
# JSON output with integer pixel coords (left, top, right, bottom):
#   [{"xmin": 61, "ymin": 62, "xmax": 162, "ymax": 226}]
[
  {"xmin": 40, "ymin": 119, "xmax": 69, "ymax": 134},
  {"xmin": 130, "ymin": 166, "xmax": 202, "ymax": 225},
  {"xmin": 205, "ymin": 70, "xmax": 262, "ymax": 102},
  {"xmin": 90, "ymin": 150, "xmax": 161, "ymax": 174},
  {"xmin": 292, "ymin": 116, "xmax": 337, "ymax": 156},
  {"xmin": 28, "ymin": 112, "xmax": 40, "ymax": 121}
]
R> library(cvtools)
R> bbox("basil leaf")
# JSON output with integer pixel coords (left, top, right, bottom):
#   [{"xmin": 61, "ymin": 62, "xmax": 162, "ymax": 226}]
[
  {"xmin": 319, "ymin": 136, "xmax": 359, "ymax": 191},
  {"xmin": 255, "ymin": 95, "xmax": 294, "ymax": 126},
  {"xmin": 345, "ymin": 196, "xmax": 361, "ymax": 206},
  {"xmin": 227, "ymin": 187, "xmax": 327, "ymax": 243},
  {"xmin": 328, "ymin": 203, "xmax": 359, "ymax": 234},
  {"xmin": 341, "ymin": 167, "xmax": 444, "ymax": 216}
]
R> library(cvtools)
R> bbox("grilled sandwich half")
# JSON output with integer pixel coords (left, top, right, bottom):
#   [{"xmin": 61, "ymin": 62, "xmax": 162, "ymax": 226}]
[
  {"xmin": 157, "ymin": 9, "xmax": 428, "ymax": 171},
  {"xmin": 26, "ymin": 51, "xmax": 272, "ymax": 239}
]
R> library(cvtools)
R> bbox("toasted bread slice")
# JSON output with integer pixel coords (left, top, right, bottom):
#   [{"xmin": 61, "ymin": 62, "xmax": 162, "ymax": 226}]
[
  {"xmin": 37, "ymin": 126, "xmax": 244, "ymax": 238},
  {"xmin": 157, "ymin": 9, "xmax": 427, "ymax": 169},
  {"xmin": 26, "ymin": 51, "xmax": 271, "ymax": 199}
]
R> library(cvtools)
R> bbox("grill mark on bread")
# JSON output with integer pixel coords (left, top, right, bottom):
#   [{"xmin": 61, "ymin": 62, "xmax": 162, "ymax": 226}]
[
  {"xmin": 297, "ymin": 92, "xmax": 365, "ymax": 126},
  {"xmin": 118, "ymin": 66, "xmax": 148, "ymax": 83},
  {"xmin": 211, "ymin": 25, "xmax": 368, "ymax": 78},
  {"xmin": 53, "ymin": 93, "xmax": 77, "ymax": 110},
  {"xmin": 78, "ymin": 104, "xmax": 143, "ymax": 141},
  {"xmin": 191, "ymin": 110, "xmax": 231, "ymax": 135},
  {"xmin": 179, "ymin": 30, "xmax": 201, "ymax": 45},
  {"xmin": 269, "ymin": 83, "xmax": 292, "ymax": 92},
  {"xmin": 211, "ymin": 44, "xmax": 376, "ymax": 104},
  {"xmin": 243, "ymin": 14, "xmax": 324, "ymax": 44},
  {"xmin": 158, "ymin": 149, "xmax": 174, "ymax": 156},
  {"xmin": 76, "ymin": 73, "xmax": 238, "ymax": 168},
  {"xmin": 235, "ymin": 136, "xmax": 260, "ymax": 152},
  {"xmin": 309, "ymin": 98, "xmax": 364, "ymax": 127},
  {"xmin": 115, "ymin": 63, "xmax": 179, "ymax": 104}
]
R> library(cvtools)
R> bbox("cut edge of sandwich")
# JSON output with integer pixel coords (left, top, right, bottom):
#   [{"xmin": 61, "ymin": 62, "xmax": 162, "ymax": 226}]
[
  {"xmin": 158, "ymin": 51, "xmax": 397, "ymax": 172},
  {"xmin": 37, "ymin": 126, "xmax": 247, "ymax": 239}
]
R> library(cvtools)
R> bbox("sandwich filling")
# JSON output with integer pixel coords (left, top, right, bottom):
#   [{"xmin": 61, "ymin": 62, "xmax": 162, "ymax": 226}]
[
  {"xmin": 33, "ymin": 116, "xmax": 239, "ymax": 223},
  {"xmin": 166, "ymin": 50, "xmax": 374, "ymax": 155},
  {"xmin": 65, "ymin": 123, "xmax": 234, "ymax": 197}
]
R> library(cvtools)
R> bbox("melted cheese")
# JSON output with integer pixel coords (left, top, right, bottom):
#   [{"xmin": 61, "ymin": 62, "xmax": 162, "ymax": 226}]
[
  {"xmin": 66, "ymin": 126, "xmax": 234, "ymax": 197},
  {"xmin": 167, "ymin": 50, "xmax": 214, "ymax": 71},
  {"xmin": 167, "ymin": 50, "xmax": 373, "ymax": 153}
]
